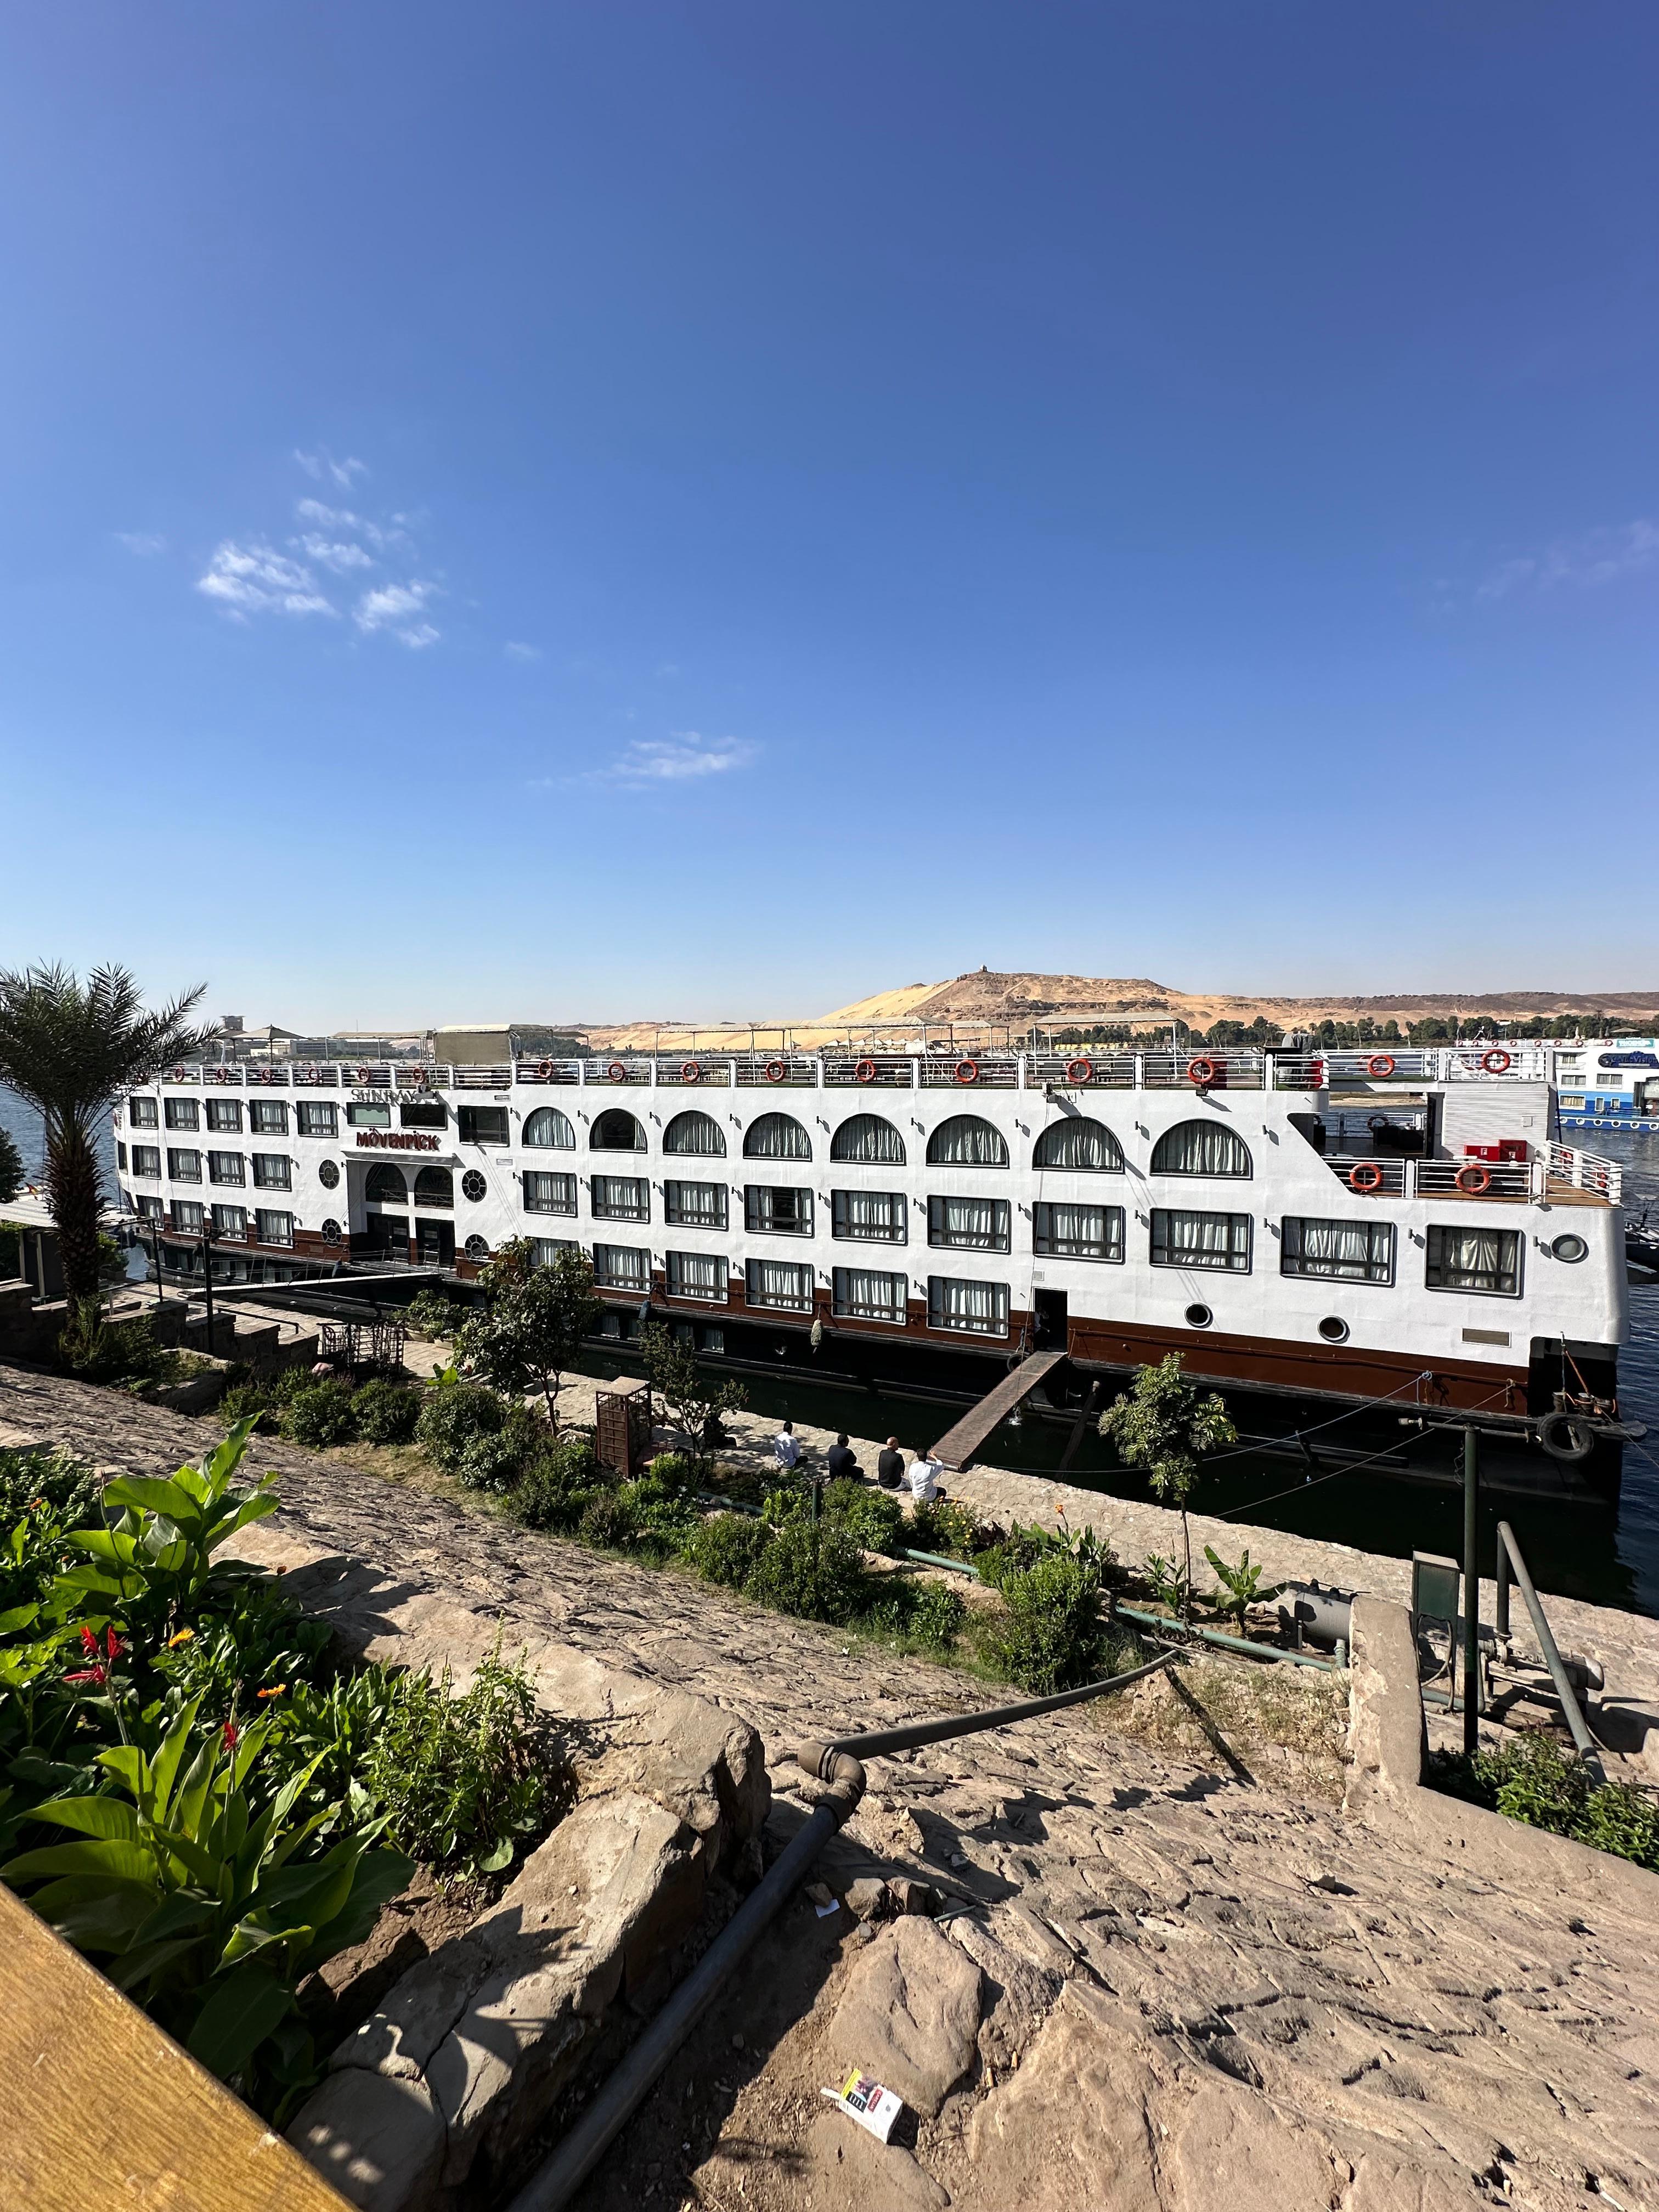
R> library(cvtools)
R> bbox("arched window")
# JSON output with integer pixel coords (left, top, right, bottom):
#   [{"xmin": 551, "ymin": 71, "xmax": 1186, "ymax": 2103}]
[
  {"xmin": 927, "ymin": 1115, "xmax": 1008, "ymax": 1168},
  {"xmin": 522, "ymin": 1106, "xmax": 575, "ymax": 1149},
  {"xmin": 831, "ymin": 1113, "xmax": 906, "ymax": 1165},
  {"xmin": 743, "ymin": 1112, "xmax": 811, "ymax": 1161},
  {"xmin": 1033, "ymin": 1117, "xmax": 1124, "ymax": 1172},
  {"xmin": 664, "ymin": 1109, "xmax": 726, "ymax": 1156},
  {"xmin": 591, "ymin": 1108, "xmax": 646, "ymax": 1152},
  {"xmin": 1150, "ymin": 1120, "xmax": 1252, "ymax": 1178},
  {"xmin": 414, "ymin": 1166, "xmax": 453, "ymax": 1209},
  {"xmin": 365, "ymin": 1163, "xmax": 408, "ymax": 1203}
]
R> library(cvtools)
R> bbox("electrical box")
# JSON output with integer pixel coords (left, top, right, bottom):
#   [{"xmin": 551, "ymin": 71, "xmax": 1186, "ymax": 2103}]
[{"xmin": 1411, "ymin": 1551, "xmax": 1460, "ymax": 1629}]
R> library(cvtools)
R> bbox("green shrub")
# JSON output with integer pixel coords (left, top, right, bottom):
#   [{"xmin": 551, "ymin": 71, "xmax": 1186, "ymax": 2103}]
[
  {"xmin": 685, "ymin": 1511, "xmax": 774, "ymax": 1588},
  {"xmin": 1434, "ymin": 1735, "xmax": 1659, "ymax": 1870},
  {"xmin": 986, "ymin": 1550, "xmax": 1102, "ymax": 1693},
  {"xmin": 579, "ymin": 1491, "xmax": 639, "ymax": 1550},
  {"xmin": 352, "ymin": 1379, "xmax": 422, "ymax": 1445},
  {"xmin": 761, "ymin": 1484, "xmax": 808, "ymax": 1527},
  {"xmin": 823, "ymin": 1479, "xmax": 905, "ymax": 1554},
  {"xmin": 619, "ymin": 1480, "xmax": 701, "ymax": 1557},
  {"xmin": 57, "ymin": 1299, "xmax": 161, "ymax": 1383},
  {"xmin": 744, "ymin": 1522, "xmax": 872, "ymax": 1625},
  {"xmin": 907, "ymin": 1497, "xmax": 988, "ymax": 1560},
  {"xmin": 217, "ymin": 1380, "xmax": 278, "ymax": 1430},
  {"xmin": 0, "ymin": 1445, "xmax": 104, "ymax": 1615},
  {"xmin": 906, "ymin": 1578, "xmax": 967, "ymax": 1649},
  {"xmin": 415, "ymin": 1380, "xmax": 506, "ymax": 1471},
  {"xmin": 405, "ymin": 1285, "xmax": 464, "ymax": 1340},
  {"xmin": 508, "ymin": 1432, "xmax": 607, "ymax": 1532},
  {"xmin": 455, "ymin": 1401, "xmax": 544, "ymax": 1492},
  {"xmin": 646, "ymin": 1451, "xmax": 693, "ymax": 1487},
  {"xmin": 710, "ymin": 1461, "xmax": 768, "ymax": 1506},
  {"xmin": 267, "ymin": 1360, "xmax": 321, "ymax": 1405},
  {"xmin": 285, "ymin": 1378, "xmax": 359, "ymax": 1447}
]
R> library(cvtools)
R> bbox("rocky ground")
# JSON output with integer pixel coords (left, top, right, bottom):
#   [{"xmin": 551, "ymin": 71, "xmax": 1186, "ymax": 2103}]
[{"xmin": 4, "ymin": 1362, "xmax": 1659, "ymax": 2211}]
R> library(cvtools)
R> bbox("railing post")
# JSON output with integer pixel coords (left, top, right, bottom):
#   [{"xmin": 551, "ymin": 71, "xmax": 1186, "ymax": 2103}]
[
  {"xmin": 1462, "ymin": 1423, "xmax": 1481, "ymax": 1756},
  {"xmin": 1133, "ymin": 1053, "xmax": 1144, "ymax": 1090}
]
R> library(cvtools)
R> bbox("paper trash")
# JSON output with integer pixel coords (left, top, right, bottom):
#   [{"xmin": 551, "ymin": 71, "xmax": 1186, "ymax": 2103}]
[{"xmin": 822, "ymin": 2068, "xmax": 906, "ymax": 2144}]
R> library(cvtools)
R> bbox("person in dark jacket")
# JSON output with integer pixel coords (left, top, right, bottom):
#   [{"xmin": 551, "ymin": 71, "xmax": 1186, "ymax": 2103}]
[
  {"xmin": 876, "ymin": 1437, "xmax": 906, "ymax": 1489},
  {"xmin": 825, "ymin": 1434, "xmax": 858, "ymax": 1481}
]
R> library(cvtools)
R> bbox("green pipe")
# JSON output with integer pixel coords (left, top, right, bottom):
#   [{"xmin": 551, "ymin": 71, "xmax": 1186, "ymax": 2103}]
[{"xmin": 1114, "ymin": 1600, "xmax": 1338, "ymax": 1671}]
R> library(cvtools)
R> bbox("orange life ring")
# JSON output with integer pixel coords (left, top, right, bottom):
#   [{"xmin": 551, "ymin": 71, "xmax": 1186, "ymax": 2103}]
[
  {"xmin": 1481, "ymin": 1048, "xmax": 1512, "ymax": 1075},
  {"xmin": 301, "ymin": 1065, "xmax": 320, "ymax": 1085},
  {"xmin": 855, "ymin": 1058, "xmax": 877, "ymax": 1084},
  {"xmin": 681, "ymin": 1059, "xmax": 701, "ymax": 1084},
  {"xmin": 955, "ymin": 1059, "xmax": 979, "ymax": 1085},
  {"xmin": 537, "ymin": 1059, "xmax": 553, "ymax": 1080},
  {"xmin": 1455, "ymin": 1163, "xmax": 1492, "ymax": 1195},
  {"xmin": 212, "ymin": 1066, "xmax": 232, "ymax": 1084},
  {"xmin": 1187, "ymin": 1057, "xmax": 1218, "ymax": 1087},
  {"xmin": 170, "ymin": 1066, "xmax": 184, "ymax": 1082},
  {"xmin": 1348, "ymin": 1161, "xmax": 1385, "ymax": 1192},
  {"xmin": 1367, "ymin": 1054, "xmax": 1396, "ymax": 1078},
  {"xmin": 765, "ymin": 1058, "xmax": 788, "ymax": 1084},
  {"xmin": 608, "ymin": 1060, "xmax": 628, "ymax": 1082},
  {"xmin": 357, "ymin": 1066, "xmax": 372, "ymax": 1084},
  {"xmin": 1066, "ymin": 1057, "xmax": 1093, "ymax": 1084}
]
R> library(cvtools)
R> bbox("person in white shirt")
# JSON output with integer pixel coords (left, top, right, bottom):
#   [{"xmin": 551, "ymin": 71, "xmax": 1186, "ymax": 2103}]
[
  {"xmin": 774, "ymin": 1419, "xmax": 802, "ymax": 1471},
  {"xmin": 907, "ymin": 1451, "xmax": 944, "ymax": 1501}
]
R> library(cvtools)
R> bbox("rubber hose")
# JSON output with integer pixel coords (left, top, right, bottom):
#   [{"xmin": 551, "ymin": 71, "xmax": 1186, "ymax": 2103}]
[{"xmin": 799, "ymin": 1645, "xmax": 1180, "ymax": 1762}]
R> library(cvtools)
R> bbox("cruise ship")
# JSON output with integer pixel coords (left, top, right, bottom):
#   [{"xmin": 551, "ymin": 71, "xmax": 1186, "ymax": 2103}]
[
  {"xmin": 111, "ymin": 1037, "xmax": 1634, "ymax": 1496},
  {"xmin": 1552, "ymin": 1039, "xmax": 1659, "ymax": 1133}
]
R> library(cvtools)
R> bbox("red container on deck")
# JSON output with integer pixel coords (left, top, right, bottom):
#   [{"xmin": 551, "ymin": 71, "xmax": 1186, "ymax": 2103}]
[
  {"xmin": 1496, "ymin": 1139, "xmax": 1530, "ymax": 1163},
  {"xmin": 1463, "ymin": 1144, "xmax": 1503, "ymax": 1161}
]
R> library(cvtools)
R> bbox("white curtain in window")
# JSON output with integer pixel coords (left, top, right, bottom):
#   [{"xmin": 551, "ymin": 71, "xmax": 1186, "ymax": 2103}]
[
  {"xmin": 212, "ymin": 1205, "xmax": 246, "ymax": 1236},
  {"xmin": 256, "ymin": 1210, "xmax": 292, "ymax": 1245},
  {"xmin": 833, "ymin": 1267, "xmax": 906, "ymax": 1319},
  {"xmin": 592, "ymin": 1175, "xmax": 647, "ymax": 1216},
  {"xmin": 667, "ymin": 1250, "xmax": 725, "ymax": 1298},
  {"xmin": 831, "ymin": 1114, "xmax": 906, "ymax": 1164},
  {"xmin": 1431, "ymin": 1226, "xmax": 1517, "ymax": 1291},
  {"xmin": 531, "ymin": 1238, "xmax": 579, "ymax": 1266},
  {"xmin": 667, "ymin": 1179, "xmax": 725, "ymax": 1226},
  {"xmin": 1152, "ymin": 1208, "xmax": 1250, "ymax": 1269},
  {"xmin": 1152, "ymin": 1120, "xmax": 1251, "ymax": 1176},
  {"xmin": 746, "ymin": 1258, "xmax": 812, "ymax": 1306},
  {"xmin": 928, "ymin": 1276, "xmax": 1009, "ymax": 1331},
  {"xmin": 927, "ymin": 1115, "xmax": 1008, "ymax": 1167},
  {"xmin": 1036, "ymin": 1203, "xmax": 1121, "ymax": 1257},
  {"xmin": 664, "ymin": 1110, "xmax": 725, "ymax": 1156},
  {"xmin": 594, "ymin": 1242, "xmax": 648, "ymax": 1288},
  {"xmin": 523, "ymin": 1171, "xmax": 574, "ymax": 1213},
  {"xmin": 931, "ymin": 1197, "xmax": 1007, "ymax": 1247},
  {"xmin": 1284, "ymin": 1217, "xmax": 1391, "ymax": 1279},
  {"xmin": 835, "ymin": 1189, "xmax": 902, "ymax": 1237},
  {"xmin": 743, "ymin": 1113, "xmax": 811, "ymax": 1160},
  {"xmin": 173, "ymin": 1201, "xmax": 204, "ymax": 1230},
  {"xmin": 1034, "ymin": 1118, "xmax": 1123, "ymax": 1171},
  {"xmin": 523, "ymin": 1107, "xmax": 575, "ymax": 1149}
]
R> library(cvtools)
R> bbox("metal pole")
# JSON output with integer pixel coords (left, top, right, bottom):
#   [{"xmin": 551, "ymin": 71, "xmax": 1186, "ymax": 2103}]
[
  {"xmin": 201, "ymin": 1223, "xmax": 217, "ymax": 1353},
  {"xmin": 1462, "ymin": 1424, "xmax": 1480, "ymax": 1754}
]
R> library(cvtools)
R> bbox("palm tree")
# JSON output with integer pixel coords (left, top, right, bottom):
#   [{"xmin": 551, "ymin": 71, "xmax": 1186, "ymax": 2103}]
[{"xmin": 0, "ymin": 965, "xmax": 213, "ymax": 1306}]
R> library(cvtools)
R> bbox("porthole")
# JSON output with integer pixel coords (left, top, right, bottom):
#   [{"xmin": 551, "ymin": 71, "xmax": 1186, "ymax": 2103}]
[
  {"xmin": 318, "ymin": 1159, "xmax": 340, "ymax": 1190},
  {"xmin": 1318, "ymin": 1316, "xmax": 1349, "ymax": 1344},
  {"xmin": 461, "ymin": 1170, "xmax": 488, "ymax": 1203},
  {"xmin": 464, "ymin": 1234, "xmax": 489, "ymax": 1261},
  {"xmin": 1184, "ymin": 1302, "xmax": 1212, "ymax": 1328},
  {"xmin": 1550, "ymin": 1233, "xmax": 1588, "ymax": 1263},
  {"xmin": 320, "ymin": 1218, "xmax": 342, "ymax": 1244}
]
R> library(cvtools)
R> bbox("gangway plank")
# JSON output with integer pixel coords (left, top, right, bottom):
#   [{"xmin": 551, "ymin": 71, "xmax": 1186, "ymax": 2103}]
[{"xmin": 930, "ymin": 1348, "xmax": 1068, "ymax": 1471}]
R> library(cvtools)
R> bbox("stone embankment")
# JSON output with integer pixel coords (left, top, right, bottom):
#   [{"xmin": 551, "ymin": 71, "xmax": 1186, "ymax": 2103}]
[{"xmin": 4, "ymin": 1363, "xmax": 1659, "ymax": 2211}]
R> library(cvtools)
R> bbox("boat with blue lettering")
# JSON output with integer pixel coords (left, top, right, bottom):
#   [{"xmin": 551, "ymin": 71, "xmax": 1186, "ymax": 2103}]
[{"xmin": 1552, "ymin": 1039, "xmax": 1659, "ymax": 1133}]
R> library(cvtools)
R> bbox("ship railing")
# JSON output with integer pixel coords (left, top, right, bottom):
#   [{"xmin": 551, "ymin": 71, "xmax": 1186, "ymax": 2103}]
[
  {"xmin": 1140, "ymin": 1049, "xmax": 1264, "ymax": 1088},
  {"xmin": 1434, "ymin": 1045, "xmax": 1555, "ymax": 1082},
  {"xmin": 1414, "ymin": 1157, "xmax": 1534, "ymax": 1200},
  {"xmin": 1026, "ymin": 1053, "xmax": 1139, "ymax": 1088},
  {"xmin": 1539, "ymin": 1142, "xmax": 1622, "ymax": 1204},
  {"xmin": 448, "ymin": 1064, "xmax": 515, "ymax": 1091},
  {"xmin": 652, "ymin": 1059, "xmax": 733, "ymax": 1087},
  {"xmin": 735, "ymin": 1056, "xmax": 818, "ymax": 1087},
  {"xmin": 919, "ymin": 1056, "xmax": 1019, "ymax": 1088},
  {"xmin": 1322, "ymin": 1155, "xmax": 1410, "ymax": 1196},
  {"xmin": 822, "ymin": 1055, "xmax": 915, "ymax": 1087},
  {"xmin": 514, "ymin": 1059, "xmax": 584, "ymax": 1085},
  {"xmin": 1314, "ymin": 1049, "xmax": 1432, "ymax": 1081}
]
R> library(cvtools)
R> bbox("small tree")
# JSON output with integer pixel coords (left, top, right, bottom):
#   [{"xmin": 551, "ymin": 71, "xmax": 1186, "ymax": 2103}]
[
  {"xmin": 1098, "ymin": 1353, "xmax": 1237, "ymax": 1616},
  {"xmin": 452, "ymin": 1239, "xmax": 600, "ymax": 1429},
  {"xmin": 0, "ymin": 1126, "xmax": 23, "ymax": 1204},
  {"xmin": 639, "ymin": 1321, "xmax": 746, "ymax": 1476}
]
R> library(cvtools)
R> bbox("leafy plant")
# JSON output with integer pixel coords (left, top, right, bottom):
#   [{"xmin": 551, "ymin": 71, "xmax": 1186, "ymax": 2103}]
[
  {"xmin": 1432, "ymin": 1734, "xmax": 1659, "ymax": 1870},
  {"xmin": 0, "ymin": 1124, "xmax": 22, "ymax": 1204},
  {"xmin": 351, "ymin": 1379, "xmax": 421, "ymax": 1445},
  {"xmin": 822, "ymin": 1479, "xmax": 905, "ymax": 1555},
  {"xmin": 1203, "ymin": 1545, "xmax": 1283, "ymax": 1633},
  {"xmin": 744, "ymin": 1522, "xmax": 871, "ymax": 1626},
  {"xmin": 404, "ymin": 1286, "xmax": 464, "ymax": 1340},
  {"xmin": 415, "ymin": 1379, "xmax": 510, "ymax": 1472},
  {"xmin": 217, "ymin": 1380, "xmax": 278, "ymax": 1431},
  {"xmin": 454, "ymin": 1399, "xmax": 544, "ymax": 1493},
  {"xmin": 577, "ymin": 1491, "xmax": 639, "ymax": 1550},
  {"xmin": 508, "ymin": 1433, "xmax": 608, "ymax": 1533},
  {"xmin": 1099, "ymin": 1355, "xmax": 1237, "ymax": 1615},
  {"xmin": 864, "ymin": 1577, "xmax": 967, "ymax": 1651},
  {"xmin": 57, "ymin": 1298, "xmax": 162, "ymax": 1383},
  {"xmin": 1142, "ymin": 1552, "xmax": 1192, "ymax": 1614},
  {"xmin": 907, "ymin": 1497, "xmax": 988, "ymax": 1560},
  {"xmin": 452, "ymin": 1239, "xmax": 599, "ymax": 1428},
  {"xmin": 284, "ymin": 1380, "xmax": 358, "ymax": 1448},
  {"xmin": 638, "ymin": 1323, "xmax": 746, "ymax": 1473},
  {"xmin": 684, "ymin": 1512, "xmax": 774, "ymax": 1589},
  {"xmin": 985, "ymin": 1543, "xmax": 1117, "ymax": 1694}
]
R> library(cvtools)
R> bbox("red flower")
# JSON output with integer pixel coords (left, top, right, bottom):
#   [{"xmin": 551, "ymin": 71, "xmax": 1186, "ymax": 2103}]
[
  {"xmin": 79, "ymin": 1625, "xmax": 98, "ymax": 1656},
  {"xmin": 64, "ymin": 1663, "xmax": 108, "ymax": 1688},
  {"xmin": 105, "ymin": 1628, "xmax": 122, "ymax": 1663},
  {"xmin": 222, "ymin": 1720, "xmax": 239, "ymax": 1752}
]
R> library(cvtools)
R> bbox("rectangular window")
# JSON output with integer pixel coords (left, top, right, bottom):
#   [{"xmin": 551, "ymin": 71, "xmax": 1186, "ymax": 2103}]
[
  {"xmin": 523, "ymin": 1171, "xmax": 577, "ymax": 1215},
  {"xmin": 665, "ymin": 1179, "xmax": 727, "ymax": 1229},
  {"xmin": 211, "ymin": 1204, "xmax": 247, "ymax": 1239},
  {"xmin": 591, "ymin": 1174, "xmax": 649, "ymax": 1221},
  {"xmin": 172, "ymin": 1199, "xmax": 204, "ymax": 1232},
  {"xmin": 1425, "ymin": 1224, "xmax": 1522, "ymax": 1297},
  {"xmin": 131, "ymin": 1146, "xmax": 161, "ymax": 1178},
  {"xmin": 116, "ymin": 1141, "xmax": 127, "ymax": 1170},
  {"xmin": 128, "ymin": 1096, "xmax": 159, "ymax": 1128},
  {"xmin": 745, "ymin": 1185, "xmax": 813, "ymax": 1235},
  {"xmin": 1282, "ymin": 1216, "xmax": 1395, "ymax": 1285},
  {"xmin": 1149, "ymin": 1208, "xmax": 1252, "ymax": 1272},
  {"xmin": 255, "ymin": 1209, "xmax": 294, "ymax": 1248},
  {"xmin": 297, "ymin": 1101, "xmax": 338, "ymax": 1137},
  {"xmin": 459, "ymin": 1105, "xmax": 510, "ymax": 1146},
  {"xmin": 667, "ymin": 1250, "xmax": 727, "ymax": 1302},
  {"xmin": 400, "ymin": 1100, "xmax": 447, "ymax": 1128},
  {"xmin": 927, "ymin": 1195, "xmax": 1011, "ymax": 1251},
  {"xmin": 832, "ymin": 1266, "xmax": 909, "ymax": 1323},
  {"xmin": 206, "ymin": 1099, "xmax": 243, "ymax": 1133},
  {"xmin": 136, "ymin": 1193, "xmax": 163, "ymax": 1221},
  {"xmin": 251, "ymin": 1154, "xmax": 292, "ymax": 1190},
  {"xmin": 347, "ymin": 1102, "xmax": 391, "ymax": 1129},
  {"xmin": 167, "ymin": 1148, "xmax": 202, "ymax": 1183},
  {"xmin": 249, "ymin": 1101, "xmax": 289, "ymax": 1136},
  {"xmin": 831, "ymin": 1189, "xmax": 907, "ymax": 1243},
  {"xmin": 592, "ymin": 1242, "xmax": 648, "ymax": 1290},
  {"xmin": 745, "ymin": 1257, "xmax": 814, "ymax": 1311},
  {"xmin": 207, "ymin": 1151, "xmax": 245, "ymax": 1186},
  {"xmin": 531, "ymin": 1238, "xmax": 579, "ymax": 1266},
  {"xmin": 927, "ymin": 1275, "xmax": 1010, "ymax": 1336},
  {"xmin": 1033, "ymin": 1201, "xmax": 1124, "ymax": 1262},
  {"xmin": 164, "ymin": 1098, "xmax": 199, "ymax": 1131}
]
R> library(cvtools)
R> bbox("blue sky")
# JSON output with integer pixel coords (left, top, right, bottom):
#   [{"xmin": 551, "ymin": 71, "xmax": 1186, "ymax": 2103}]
[{"xmin": 2, "ymin": 3, "xmax": 1655, "ymax": 1030}]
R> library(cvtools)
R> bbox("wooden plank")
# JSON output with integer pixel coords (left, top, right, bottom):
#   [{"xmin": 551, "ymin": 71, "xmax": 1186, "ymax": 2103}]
[
  {"xmin": 0, "ymin": 1878, "xmax": 351, "ymax": 2212},
  {"xmin": 930, "ymin": 1349, "xmax": 1068, "ymax": 1471}
]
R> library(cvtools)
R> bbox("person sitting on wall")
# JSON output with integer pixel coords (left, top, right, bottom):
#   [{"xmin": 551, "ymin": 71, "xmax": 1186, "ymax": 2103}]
[
  {"xmin": 907, "ymin": 1449, "xmax": 945, "ymax": 1502},
  {"xmin": 774, "ymin": 1418, "xmax": 802, "ymax": 1471},
  {"xmin": 825, "ymin": 1432, "xmax": 859, "ymax": 1481},
  {"xmin": 877, "ymin": 1437, "xmax": 906, "ymax": 1489}
]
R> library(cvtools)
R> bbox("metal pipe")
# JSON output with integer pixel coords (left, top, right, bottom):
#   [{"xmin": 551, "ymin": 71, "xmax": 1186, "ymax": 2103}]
[
  {"xmin": 1463, "ymin": 1425, "xmax": 1481, "ymax": 1756},
  {"xmin": 1495, "ymin": 1534, "xmax": 1511, "ymax": 1641},
  {"xmin": 1114, "ymin": 1601, "xmax": 1339, "ymax": 1672},
  {"xmin": 503, "ymin": 1748, "xmax": 866, "ymax": 2212},
  {"xmin": 1494, "ymin": 1521, "xmax": 1606, "ymax": 1777},
  {"xmin": 809, "ymin": 1647, "xmax": 1181, "ymax": 1761}
]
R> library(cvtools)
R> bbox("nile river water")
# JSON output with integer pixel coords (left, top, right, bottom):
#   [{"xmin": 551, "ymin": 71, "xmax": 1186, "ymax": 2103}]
[{"xmin": 4, "ymin": 1085, "xmax": 1657, "ymax": 1614}]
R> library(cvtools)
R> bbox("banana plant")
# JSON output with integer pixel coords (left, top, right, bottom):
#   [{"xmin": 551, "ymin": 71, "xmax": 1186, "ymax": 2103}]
[
  {"xmin": 1, "ymin": 1691, "xmax": 411, "ymax": 2107},
  {"xmin": 1203, "ymin": 1545, "xmax": 1285, "ymax": 1633}
]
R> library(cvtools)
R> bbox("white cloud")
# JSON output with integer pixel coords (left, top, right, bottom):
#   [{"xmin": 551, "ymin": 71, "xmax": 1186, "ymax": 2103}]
[
  {"xmin": 505, "ymin": 641, "xmax": 541, "ymax": 662},
  {"xmin": 1475, "ymin": 520, "xmax": 1659, "ymax": 602},
  {"xmin": 354, "ymin": 579, "xmax": 440, "ymax": 647},
  {"xmin": 296, "ymin": 533, "xmax": 375, "ymax": 573},
  {"xmin": 115, "ymin": 531, "xmax": 166, "ymax": 556},
  {"xmin": 196, "ymin": 540, "xmax": 335, "ymax": 619},
  {"xmin": 295, "ymin": 448, "xmax": 368, "ymax": 489},
  {"xmin": 591, "ymin": 732, "xmax": 758, "ymax": 785}
]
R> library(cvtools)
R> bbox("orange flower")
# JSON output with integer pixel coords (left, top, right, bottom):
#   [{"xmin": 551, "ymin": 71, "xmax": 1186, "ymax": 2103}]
[{"xmin": 256, "ymin": 1684, "xmax": 287, "ymax": 1701}]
